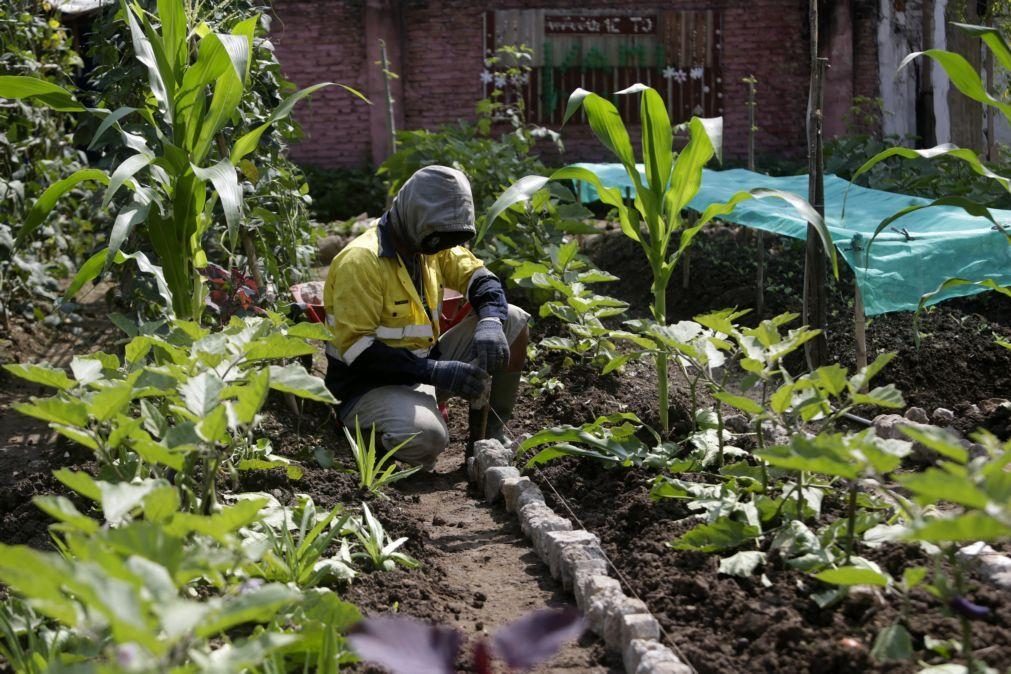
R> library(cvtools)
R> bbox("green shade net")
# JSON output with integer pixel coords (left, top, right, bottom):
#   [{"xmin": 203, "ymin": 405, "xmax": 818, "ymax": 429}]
[{"xmin": 573, "ymin": 164, "xmax": 1011, "ymax": 316}]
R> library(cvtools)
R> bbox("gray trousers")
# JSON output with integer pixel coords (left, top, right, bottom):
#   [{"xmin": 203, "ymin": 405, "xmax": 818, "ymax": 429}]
[{"xmin": 340, "ymin": 304, "xmax": 529, "ymax": 469}]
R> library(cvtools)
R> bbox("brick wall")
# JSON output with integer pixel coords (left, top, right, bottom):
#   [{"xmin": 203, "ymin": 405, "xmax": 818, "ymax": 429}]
[{"xmin": 273, "ymin": 0, "xmax": 879, "ymax": 169}]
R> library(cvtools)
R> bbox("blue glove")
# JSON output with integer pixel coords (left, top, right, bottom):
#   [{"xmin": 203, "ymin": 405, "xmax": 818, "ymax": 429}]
[
  {"xmin": 425, "ymin": 359, "xmax": 490, "ymax": 400},
  {"xmin": 472, "ymin": 317, "xmax": 510, "ymax": 373}
]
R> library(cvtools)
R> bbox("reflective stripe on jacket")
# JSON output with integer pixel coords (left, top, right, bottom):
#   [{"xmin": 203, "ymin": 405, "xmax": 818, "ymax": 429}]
[{"xmin": 322, "ymin": 222, "xmax": 486, "ymax": 366}]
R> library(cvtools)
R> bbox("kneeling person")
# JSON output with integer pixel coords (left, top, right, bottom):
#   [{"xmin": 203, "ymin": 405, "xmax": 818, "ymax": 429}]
[{"xmin": 323, "ymin": 166, "xmax": 529, "ymax": 470}]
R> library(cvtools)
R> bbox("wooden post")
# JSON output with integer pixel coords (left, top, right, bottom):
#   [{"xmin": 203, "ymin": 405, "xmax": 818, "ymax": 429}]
[
  {"xmin": 854, "ymin": 283, "xmax": 867, "ymax": 375},
  {"xmin": 744, "ymin": 75, "xmax": 764, "ymax": 317},
  {"xmin": 804, "ymin": 0, "xmax": 830, "ymax": 368}
]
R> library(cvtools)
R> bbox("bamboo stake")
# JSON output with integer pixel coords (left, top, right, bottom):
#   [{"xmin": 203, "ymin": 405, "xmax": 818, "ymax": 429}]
[
  {"xmin": 803, "ymin": 0, "xmax": 829, "ymax": 368},
  {"xmin": 854, "ymin": 283, "xmax": 867, "ymax": 375},
  {"xmin": 744, "ymin": 75, "xmax": 764, "ymax": 317}
]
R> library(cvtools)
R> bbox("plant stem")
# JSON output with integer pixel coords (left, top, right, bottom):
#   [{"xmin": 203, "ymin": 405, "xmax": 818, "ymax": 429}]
[
  {"xmin": 796, "ymin": 471, "xmax": 805, "ymax": 520},
  {"xmin": 653, "ymin": 277, "xmax": 669, "ymax": 435},
  {"xmin": 844, "ymin": 480, "xmax": 857, "ymax": 564}
]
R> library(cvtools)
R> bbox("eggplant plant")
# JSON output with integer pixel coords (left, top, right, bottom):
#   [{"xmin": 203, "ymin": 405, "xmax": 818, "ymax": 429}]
[
  {"xmin": 4, "ymin": 314, "xmax": 337, "ymax": 512},
  {"xmin": 487, "ymin": 83, "xmax": 837, "ymax": 434},
  {"xmin": 0, "ymin": 481, "xmax": 364, "ymax": 672},
  {"xmin": 0, "ymin": 0, "xmax": 364, "ymax": 320},
  {"xmin": 511, "ymin": 239, "xmax": 629, "ymax": 370}
]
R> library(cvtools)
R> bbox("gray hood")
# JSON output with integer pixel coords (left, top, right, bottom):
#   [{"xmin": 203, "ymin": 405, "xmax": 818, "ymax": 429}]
[{"xmin": 388, "ymin": 166, "xmax": 476, "ymax": 252}]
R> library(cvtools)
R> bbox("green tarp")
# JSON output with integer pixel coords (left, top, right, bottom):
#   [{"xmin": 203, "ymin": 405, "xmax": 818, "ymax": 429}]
[{"xmin": 574, "ymin": 164, "xmax": 1011, "ymax": 316}]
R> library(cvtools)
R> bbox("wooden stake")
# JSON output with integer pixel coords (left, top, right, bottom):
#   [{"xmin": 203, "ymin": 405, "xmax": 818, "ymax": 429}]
[
  {"xmin": 854, "ymin": 283, "xmax": 868, "ymax": 376},
  {"xmin": 804, "ymin": 0, "xmax": 829, "ymax": 368},
  {"xmin": 744, "ymin": 75, "xmax": 764, "ymax": 317}
]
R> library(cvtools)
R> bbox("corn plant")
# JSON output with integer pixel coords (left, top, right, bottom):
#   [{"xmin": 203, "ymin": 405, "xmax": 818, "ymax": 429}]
[
  {"xmin": 488, "ymin": 84, "xmax": 836, "ymax": 434},
  {"xmin": 845, "ymin": 22, "xmax": 1011, "ymax": 318},
  {"xmin": 0, "ymin": 0, "xmax": 364, "ymax": 320},
  {"xmin": 349, "ymin": 503, "xmax": 419, "ymax": 572},
  {"xmin": 345, "ymin": 419, "xmax": 421, "ymax": 498}
]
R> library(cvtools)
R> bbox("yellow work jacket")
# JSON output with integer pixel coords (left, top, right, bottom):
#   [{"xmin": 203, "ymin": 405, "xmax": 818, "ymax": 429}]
[{"xmin": 323, "ymin": 223, "xmax": 486, "ymax": 365}]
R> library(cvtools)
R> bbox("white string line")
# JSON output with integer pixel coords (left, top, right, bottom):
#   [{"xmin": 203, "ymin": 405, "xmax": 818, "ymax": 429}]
[{"xmin": 489, "ymin": 408, "xmax": 699, "ymax": 674}]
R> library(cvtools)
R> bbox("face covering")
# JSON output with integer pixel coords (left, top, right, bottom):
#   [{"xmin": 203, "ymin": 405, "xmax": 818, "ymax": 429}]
[{"xmin": 388, "ymin": 166, "xmax": 476, "ymax": 254}]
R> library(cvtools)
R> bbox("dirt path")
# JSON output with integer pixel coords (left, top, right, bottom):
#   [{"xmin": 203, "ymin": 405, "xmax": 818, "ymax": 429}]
[{"xmin": 344, "ymin": 434, "xmax": 619, "ymax": 673}]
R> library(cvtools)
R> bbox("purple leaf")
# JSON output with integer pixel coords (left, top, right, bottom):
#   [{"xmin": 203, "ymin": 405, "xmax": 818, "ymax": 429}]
[
  {"xmin": 949, "ymin": 596, "xmax": 991, "ymax": 620},
  {"xmin": 491, "ymin": 608, "xmax": 586, "ymax": 671},
  {"xmin": 348, "ymin": 615, "xmax": 462, "ymax": 674}
]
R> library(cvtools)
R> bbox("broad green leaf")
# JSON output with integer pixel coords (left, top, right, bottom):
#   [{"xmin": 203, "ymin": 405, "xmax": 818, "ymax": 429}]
[
  {"xmin": 231, "ymin": 83, "xmax": 359, "ymax": 164},
  {"xmin": 243, "ymin": 333, "xmax": 315, "ymax": 361},
  {"xmin": 812, "ymin": 364, "xmax": 848, "ymax": 396},
  {"xmin": 814, "ymin": 566, "xmax": 889, "ymax": 587},
  {"xmin": 909, "ymin": 512, "xmax": 1011, "ymax": 542},
  {"xmin": 142, "ymin": 485, "xmax": 180, "ymax": 523},
  {"xmin": 756, "ymin": 437, "xmax": 858, "ymax": 479},
  {"xmin": 70, "ymin": 356, "xmax": 104, "ymax": 385},
  {"xmin": 237, "ymin": 458, "xmax": 303, "ymax": 480},
  {"xmin": 12, "ymin": 397, "xmax": 87, "ymax": 427},
  {"xmin": 180, "ymin": 371, "xmax": 225, "ymax": 417},
  {"xmin": 268, "ymin": 364, "xmax": 337, "ymax": 403},
  {"xmin": 955, "ymin": 22, "xmax": 1011, "ymax": 70},
  {"xmin": 286, "ymin": 322, "xmax": 334, "ymax": 341},
  {"xmin": 851, "ymin": 384, "xmax": 904, "ymax": 409},
  {"xmin": 229, "ymin": 369, "xmax": 270, "ymax": 426},
  {"xmin": 167, "ymin": 497, "xmax": 266, "ymax": 540},
  {"xmin": 673, "ymin": 519, "xmax": 761, "ymax": 552},
  {"xmin": 718, "ymin": 550, "xmax": 766, "ymax": 577},
  {"xmin": 90, "ymin": 382, "xmax": 135, "ymax": 422},
  {"xmin": 196, "ymin": 584, "xmax": 298, "ymax": 637},
  {"xmin": 870, "ymin": 623, "xmax": 913, "ymax": 663},
  {"xmin": 132, "ymin": 437, "xmax": 185, "ymax": 471},
  {"xmin": 52, "ymin": 424, "xmax": 99, "ymax": 450},
  {"xmin": 849, "ymin": 352, "xmax": 895, "ymax": 392},
  {"xmin": 16, "ymin": 169, "xmax": 109, "ymax": 249},
  {"xmin": 99, "ymin": 479, "xmax": 168, "ymax": 525},
  {"xmin": 196, "ymin": 632, "xmax": 299, "ymax": 672},
  {"xmin": 713, "ymin": 392, "xmax": 763, "ymax": 415},
  {"xmin": 33, "ymin": 496, "xmax": 100, "ymax": 533},
  {"xmin": 0, "ymin": 75, "xmax": 86, "ymax": 112},
  {"xmin": 197, "ymin": 405, "xmax": 228, "ymax": 443},
  {"xmin": 898, "ymin": 425, "xmax": 968, "ymax": 463},
  {"xmin": 54, "ymin": 468, "xmax": 102, "ymax": 501},
  {"xmin": 193, "ymin": 159, "xmax": 242, "ymax": 247},
  {"xmin": 896, "ymin": 469, "xmax": 988, "ymax": 509}
]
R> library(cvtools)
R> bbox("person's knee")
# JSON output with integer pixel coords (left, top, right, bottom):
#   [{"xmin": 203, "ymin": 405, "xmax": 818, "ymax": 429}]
[{"xmin": 382, "ymin": 417, "xmax": 448, "ymax": 467}]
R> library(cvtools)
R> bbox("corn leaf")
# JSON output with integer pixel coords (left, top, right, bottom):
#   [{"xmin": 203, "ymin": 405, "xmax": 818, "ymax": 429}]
[
  {"xmin": 17, "ymin": 169, "xmax": 110, "ymax": 249},
  {"xmin": 0, "ymin": 75, "xmax": 86, "ymax": 112}
]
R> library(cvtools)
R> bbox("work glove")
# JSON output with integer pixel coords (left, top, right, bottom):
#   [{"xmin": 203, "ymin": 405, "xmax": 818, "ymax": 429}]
[
  {"xmin": 472, "ymin": 317, "xmax": 510, "ymax": 373},
  {"xmin": 425, "ymin": 359, "xmax": 490, "ymax": 400}
]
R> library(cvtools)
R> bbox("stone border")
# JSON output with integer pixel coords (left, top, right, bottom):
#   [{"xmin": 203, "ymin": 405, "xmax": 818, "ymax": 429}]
[{"xmin": 467, "ymin": 439, "xmax": 693, "ymax": 674}]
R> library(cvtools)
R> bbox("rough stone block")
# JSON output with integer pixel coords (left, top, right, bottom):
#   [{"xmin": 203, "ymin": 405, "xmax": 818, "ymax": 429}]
[
  {"xmin": 484, "ymin": 466, "xmax": 520, "ymax": 504},
  {"xmin": 544, "ymin": 529, "xmax": 600, "ymax": 578},
  {"xmin": 932, "ymin": 407, "xmax": 955, "ymax": 425},
  {"xmin": 576, "ymin": 573, "xmax": 621, "ymax": 612},
  {"xmin": 904, "ymin": 406, "xmax": 929, "ymax": 424},
  {"xmin": 515, "ymin": 482, "xmax": 546, "ymax": 511},
  {"xmin": 473, "ymin": 438, "xmax": 513, "ymax": 484},
  {"xmin": 624, "ymin": 638, "xmax": 666, "ymax": 674},
  {"xmin": 620, "ymin": 614, "xmax": 660, "ymax": 648},
  {"xmin": 603, "ymin": 596, "xmax": 649, "ymax": 648},
  {"xmin": 531, "ymin": 516, "xmax": 574, "ymax": 560},
  {"xmin": 636, "ymin": 649, "xmax": 692, "ymax": 674},
  {"xmin": 559, "ymin": 544, "xmax": 609, "ymax": 591},
  {"xmin": 503, "ymin": 477, "xmax": 543, "ymax": 513},
  {"xmin": 518, "ymin": 502, "xmax": 567, "ymax": 539},
  {"xmin": 958, "ymin": 542, "xmax": 1011, "ymax": 589}
]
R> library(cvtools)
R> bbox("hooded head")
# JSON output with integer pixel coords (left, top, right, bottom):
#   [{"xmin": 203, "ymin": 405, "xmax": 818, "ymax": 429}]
[{"xmin": 388, "ymin": 166, "xmax": 476, "ymax": 254}]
